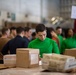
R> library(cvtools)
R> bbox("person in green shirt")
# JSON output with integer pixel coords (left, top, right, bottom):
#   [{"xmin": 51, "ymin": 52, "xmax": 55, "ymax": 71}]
[
  {"xmin": 28, "ymin": 24, "xmax": 60, "ymax": 58},
  {"xmin": 56, "ymin": 26, "xmax": 64, "ymax": 54},
  {"xmin": 61, "ymin": 28, "xmax": 76, "ymax": 54}
]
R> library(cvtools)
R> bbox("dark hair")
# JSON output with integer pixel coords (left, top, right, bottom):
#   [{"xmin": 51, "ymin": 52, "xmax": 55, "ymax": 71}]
[
  {"xmin": 10, "ymin": 27, "xmax": 16, "ymax": 30},
  {"xmin": 56, "ymin": 26, "xmax": 61, "ymax": 30},
  {"xmin": 32, "ymin": 32, "xmax": 36, "ymax": 36},
  {"xmin": 24, "ymin": 27, "xmax": 31, "ymax": 32},
  {"xmin": 36, "ymin": 24, "xmax": 46, "ymax": 33},
  {"xmin": 16, "ymin": 27, "xmax": 24, "ymax": 34},
  {"xmin": 65, "ymin": 28, "xmax": 73, "ymax": 38},
  {"xmin": 1, "ymin": 28, "xmax": 9, "ymax": 35},
  {"xmin": 46, "ymin": 27, "xmax": 54, "ymax": 38},
  {"xmin": 10, "ymin": 27, "xmax": 16, "ymax": 33}
]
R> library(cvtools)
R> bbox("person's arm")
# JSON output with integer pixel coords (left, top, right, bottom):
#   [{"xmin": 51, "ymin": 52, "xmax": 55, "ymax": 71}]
[
  {"xmin": 1, "ymin": 41, "xmax": 10, "ymax": 55},
  {"xmin": 51, "ymin": 31, "xmax": 58, "ymax": 39},
  {"xmin": 23, "ymin": 40, "xmax": 29, "ymax": 48},
  {"xmin": 52, "ymin": 41, "xmax": 60, "ymax": 54},
  {"xmin": 28, "ymin": 42, "xmax": 32, "ymax": 48},
  {"xmin": 51, "ymin": 31, "xmax": 60, "ymax": 47},
  {"xmin": 73, "ymin": 34, "xmax": 76, "ymax": 39}
]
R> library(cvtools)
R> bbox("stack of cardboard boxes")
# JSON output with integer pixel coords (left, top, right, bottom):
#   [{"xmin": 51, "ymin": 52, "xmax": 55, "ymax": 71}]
[{"xmin": 3, "ymin": 48, "xmax": 39, "ymax": 68}]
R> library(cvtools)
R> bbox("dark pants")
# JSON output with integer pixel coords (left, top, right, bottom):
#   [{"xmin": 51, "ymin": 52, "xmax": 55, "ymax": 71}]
[{"xmin": 0, "ymin": 60, "xmax": 3, "ymax": 64}]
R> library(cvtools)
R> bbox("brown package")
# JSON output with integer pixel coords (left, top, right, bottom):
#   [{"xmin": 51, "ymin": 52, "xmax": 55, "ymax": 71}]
[
  {"xmin": 64, "ymin": 48, "xmax": 76, "ymax": 58},
  {"xmin": 16, "ymin": 48, "xmax": 39, "ymax": 68}
]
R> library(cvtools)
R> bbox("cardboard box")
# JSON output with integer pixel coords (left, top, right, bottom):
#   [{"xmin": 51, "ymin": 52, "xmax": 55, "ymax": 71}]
[
  {"xmin": 16, "ymin": 48, "xmax": 39, "ymax": 68},
  {"xmin": 43, "ymin": 53, "xmax": 75, "ymax": 62},
  {"xmin": 42, "ymin": 53, "xmax": 76, "ymax": 72},
  {"xmin": 0, "ymin": 64, "xmax": 7, "ymax": 69},
  {"xmin": 64, "ymin": 48, "xmax": 76, "ymax": 58},
  {"xmin": 42, "ymin": 58, "xmax": 76, "ymax": 72},
  {"xmin": 3, "ymin": 54, "xmax": 16, "ymax": 68},
  {"xmin": 64, "ymin": 60, "xmax": 76, "ymax": 70}
]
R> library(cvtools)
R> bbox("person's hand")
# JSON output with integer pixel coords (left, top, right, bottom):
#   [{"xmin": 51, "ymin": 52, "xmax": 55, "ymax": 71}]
[{"xmin": 51, "ymin": 31, "xmax": 57, "ymax": 38}]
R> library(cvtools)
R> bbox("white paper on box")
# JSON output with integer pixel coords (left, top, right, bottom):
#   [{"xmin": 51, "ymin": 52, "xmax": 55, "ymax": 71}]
[
  {"xmin": 3, "ymin": 54, "xmax": 16, "ymax": 67},
  {"xmin": 30, "ymin": 53, "xmax": 38, "ymax": 64},
  {"xmin": 64, "ymin": 60, "xmax": 76, "ymax": 70}
]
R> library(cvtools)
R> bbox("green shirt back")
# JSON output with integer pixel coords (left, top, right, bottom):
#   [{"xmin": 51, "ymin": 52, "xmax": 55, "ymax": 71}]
[
  {"xmin": 57, "ymin": 35, "xmax": 63, "ymax": 53},
  {"xmin": 61, "ymin": 34, "xmax": 76, "ymax": 53},
  {"xmin": 28, "ymin": 37, "xmax": 59, "ymax": 58}
]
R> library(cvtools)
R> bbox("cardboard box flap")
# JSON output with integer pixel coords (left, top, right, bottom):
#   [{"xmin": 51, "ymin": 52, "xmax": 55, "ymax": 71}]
[{"xmin": 16, "ymin": 48, "xmax": 39, "ymax": 53}]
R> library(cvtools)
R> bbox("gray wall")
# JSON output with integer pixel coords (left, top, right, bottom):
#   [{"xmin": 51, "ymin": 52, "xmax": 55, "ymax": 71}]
[
  {"xmin": 43, "ymin": 0, "xmax": 60, "ymax": 18},
  {"xmin": 0, "ymin": 0, "xmax": 60, "ymax": 18}
]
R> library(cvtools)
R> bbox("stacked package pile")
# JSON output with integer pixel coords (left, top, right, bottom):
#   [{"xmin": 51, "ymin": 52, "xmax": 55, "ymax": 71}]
[
  {"xmin": 3, "ymin": 48, "xmax": 39, "ymax": 68},
  {"xmin": 3, "ymin": 54, "xmax": 16, "ymax": 68},
  {"xmin": 42, "ymin": 54, "xmax": 76, "ymax": 72}
]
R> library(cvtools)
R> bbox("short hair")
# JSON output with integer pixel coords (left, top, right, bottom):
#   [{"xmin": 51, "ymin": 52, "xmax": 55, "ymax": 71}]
[
  {"xmin": 10, "ymin": 27, "xmax": 16, "ymax": 31},
  {"xmin": 56, "ymin": 26, "xmax": 61, "ymax": 30},
  {"xmin": 16, "ymin": 27, "xmax": 24, "ymax": 34},
  {"xmin": 10, "ymin": 27, "xmax": 16, "ymax": 33},
  {"xmin": 32, "ymin": 32, "xmax": 36, "ymax": 36},
  {"xmin": 24, "ymin": 27, "xmax": 31, "ymax": 32},
  {"xmin": 36, "ymin": 24, "xmax": 46, "ymax": 33},
  {"xmin": 1, "ymin": 28, "xmax": 9, "ymax": 35}
]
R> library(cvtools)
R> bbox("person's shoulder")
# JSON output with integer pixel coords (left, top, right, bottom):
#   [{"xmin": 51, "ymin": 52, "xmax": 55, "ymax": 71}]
[
  {"xmin": 0, "ymin": 37, "xmax": 9, "ymax": 40},
  {"xmin": 58, "ymin": 35, "xmax": 63, "ymax": 39},
  {"xmin": 8, "ymin": 34, "xmax": 14, "ymax": 39},
  {"xmin": 6, "ymin": 38, "xmax": 10, "ymax": 41},
  {"xmin": 0, "ymin": 38, "xmax": 10, "ymax": 42},
  {"xmin": 23, "ymin": 37, "xmax": 29, "ymax": 41},
  {"xmin": 62, "ymin": 38, "xmax": 66, "ymax": 44},
  {"xmin": 14, "ymin": 36, "xmax": 24, "ymax": 41},
  {"xmin": 46, "ymin": 37, "xmax": 53, "ymax": 41},
  {"xmin": 58, "ymin": 35, "xmax": 62, "ymax": 37},
  {"xmin": 8, "ymin": 38, "xmax": 14, "ymax": 42},
  {"xmin": 46, "ymin": 37, "xmax": 56, "ymax": 43},
  {"xmin": 29, "ymin": 38, "xmax": 37, "ymax": 44}
]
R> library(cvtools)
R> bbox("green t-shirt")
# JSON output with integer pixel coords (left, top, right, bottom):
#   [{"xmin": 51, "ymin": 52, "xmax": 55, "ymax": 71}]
[
  {"xmin": 57, "ymin": 35, "xmax": 63, "ymax": 53},
  {"xmin": 61, "ymin": 34, "xmax": 76, "ymax": 53},
  {"xmin": 28, "ymin": 37, "xmax": 59, "ymax": 58}
]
